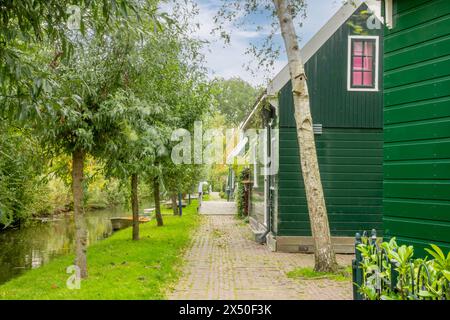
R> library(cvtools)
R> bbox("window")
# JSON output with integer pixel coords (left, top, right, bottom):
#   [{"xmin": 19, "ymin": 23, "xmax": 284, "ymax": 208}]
[
  {"xmin": 348, "ymin": 36, "xmax": 379, "ymax": 91},
  {"xmin": 253, "ymin": 144, "xmax": 258, "ymax": 188}
]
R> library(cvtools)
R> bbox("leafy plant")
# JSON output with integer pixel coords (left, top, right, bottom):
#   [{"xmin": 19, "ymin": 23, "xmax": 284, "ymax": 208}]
[
  {"xmin": 0, "ymin": 122, "xmax": 47, "ymax": 227},
  {"xmin": 235, "ymin": 167, "xmax": 250, "ymax": 218},
  {"xmin": 357, "ymin": 237, "xmax": 450, "ymax": 300}
]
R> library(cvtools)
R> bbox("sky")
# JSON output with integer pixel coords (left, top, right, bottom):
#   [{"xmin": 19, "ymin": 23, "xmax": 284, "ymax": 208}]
[{"xmin": 186, "ymin": 0, "xmax": 343, "ymax": 86}]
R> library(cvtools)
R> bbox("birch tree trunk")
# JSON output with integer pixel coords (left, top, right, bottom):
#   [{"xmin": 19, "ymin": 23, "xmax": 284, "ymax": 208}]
[
  {"xmin": 72, "ymin": 148, "xmax": 88, "ymax": 278},
  {"xmin": 131, "ymin": 173, "xmax": 139, "ymax": 241},
  {"xmin": 273, "ymin": 0, "xmax": 337, "ymax": 272},
  {"xmin": 153, "ymin": 175, "xmax": 164, "ymax": 227}
]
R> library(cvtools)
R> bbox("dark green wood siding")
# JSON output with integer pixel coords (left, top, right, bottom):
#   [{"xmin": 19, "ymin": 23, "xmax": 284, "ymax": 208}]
[
  {"xmin": 279, "ymin": 4, "xmax": 383, "ymax": 129},
  {"xmin": 277, "ymin": 128, "xmax": 383, "ymax": 236},
  {"xmin": 276, "ymin": 4, "xmax": 384, "ymax": 237},
  {"xmin": 383, "ymin": 0, "xmax": 450, "ymax": 255}
]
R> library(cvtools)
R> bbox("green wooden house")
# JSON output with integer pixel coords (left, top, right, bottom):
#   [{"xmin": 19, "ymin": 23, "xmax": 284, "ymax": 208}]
[
  {"xmin": 234, "ymin": 0, "xmax": 384, "ymax": 253},
  {"xmin": 382, "ymin": 0, "xmax": 450, "ymax": 255}
]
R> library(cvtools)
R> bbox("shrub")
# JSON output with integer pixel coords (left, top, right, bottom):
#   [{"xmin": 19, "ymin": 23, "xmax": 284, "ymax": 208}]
[
  {"xmin": 0, "ymin": 123, "xmax": 47, "ymax": 226},
  {"xmin": 357, "ymin": 237, "xmax": 450, "ymax": 300},
  {"xmin": 235, "ymin": 167, "xmax": 250, "ymax": 217}
]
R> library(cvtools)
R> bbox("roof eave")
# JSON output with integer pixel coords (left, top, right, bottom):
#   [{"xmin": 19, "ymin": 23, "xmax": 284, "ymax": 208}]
[{"xmin": 267, "ymin": 0, "xmax": 384, "ymax": 96}]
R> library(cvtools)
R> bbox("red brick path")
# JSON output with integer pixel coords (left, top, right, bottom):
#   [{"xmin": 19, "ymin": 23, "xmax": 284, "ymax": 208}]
[{"xmin": 169, "ymin": 215, "xmax": 353, "ymax": 300}]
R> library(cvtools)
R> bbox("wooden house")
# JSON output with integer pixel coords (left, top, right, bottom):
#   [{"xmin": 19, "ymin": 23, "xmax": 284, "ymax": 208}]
[
  {"xmin": 382, "ymin": 0, "xmax": 450, "ymax": 255},
  {"xmin": 234, "ymin": 0, "xmax": 385, "ymax": 253}
]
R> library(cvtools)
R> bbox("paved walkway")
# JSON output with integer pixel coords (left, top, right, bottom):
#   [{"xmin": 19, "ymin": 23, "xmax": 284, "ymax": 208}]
[
  {"xmin": 208, "ymin": 191, "xmax": 222, "ymax": 201},
  {"xmin": 169, "ymin": 213, "xmax": 353, "ymax": 300},
  {"xmin": 199, "ymin": 200, "xmax": 236, "ymax": 216}
]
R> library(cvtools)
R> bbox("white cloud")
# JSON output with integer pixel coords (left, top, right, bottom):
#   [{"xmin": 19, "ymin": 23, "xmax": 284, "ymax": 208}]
[{"xmin": 165, "ymin": 0, "xmax": 343, "ymax": 86}]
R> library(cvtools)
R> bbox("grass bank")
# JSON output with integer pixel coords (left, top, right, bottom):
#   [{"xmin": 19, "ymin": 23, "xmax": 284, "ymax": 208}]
[
  {"xmin": 0, "ymin": 200, "xmax": 201, "ymax": 300},
  {"xmin": 286, "ymin": 266, "xmax": 352, "ymax": 282}
]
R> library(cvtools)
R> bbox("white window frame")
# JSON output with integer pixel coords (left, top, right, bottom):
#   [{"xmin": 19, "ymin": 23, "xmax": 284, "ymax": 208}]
[{"xmin": 347, "ymin": 35, "xmax": 380, "ymax": 92}]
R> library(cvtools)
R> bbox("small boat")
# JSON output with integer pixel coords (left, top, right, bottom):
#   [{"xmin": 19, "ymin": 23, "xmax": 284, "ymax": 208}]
[{"xmin": 110, "ymin": 216, "xmax": 151, "ymax": 231}]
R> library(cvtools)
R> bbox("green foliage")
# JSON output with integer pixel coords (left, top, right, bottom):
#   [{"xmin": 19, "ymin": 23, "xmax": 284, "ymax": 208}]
[
  {"xmin": 137, "ymin": 28, "xmax": 211, "ymax": 195},
  {"xmin": 38, "ymin": 33, "xmax": 138, "ymax": 155},
  {"xmin": 212, "ymin": 0, "xmax": 307, "ymax": 75},
  {"xmin": 0, "ymin": 0, "xmax": 212, "ymax": 228},
  {"xmin": 235, "ymin": 167, "xmax": 250, "ymax": 217},
  {"xmin": 211, "ymin": 78, "xmax": 260, "ymax": 125},
  {"xmin": 162, "ymin": 162, "xmax": 205, "ymax": 196},
  {"xmin": 357, "ymin": 238, "xmax": 450, "ymax": 300},
  {"xmin": 0, "ymin": 200, "xmax": 201, "ymax": 299},
  {"xmin": 287, "ymin": 266, "xmax": 351, "ymax": 282},
  {"xmin": 0, "ymin": 122, "xmax": 47, "ymax": 226},
  {"xmin": 0, "ymin": 0, "xmax": 163, "ymax": 116}
]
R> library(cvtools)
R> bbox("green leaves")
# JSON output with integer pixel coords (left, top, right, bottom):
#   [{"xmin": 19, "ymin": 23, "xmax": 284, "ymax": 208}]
[
  {"xmin": 1, "ymin": 0, "xmax": 212, "ymax": 229},
  {"xmin": 211, "ymin": 78, "xmax": 260, "ymax": 126},
  {"xmin": 442, "ymin": 270, "xmax": 450, "ymax": 282},
  {"xmin": 1, "ymin": 0, "xmax": 163, "ymax": 120},
  {"xmin": 0, "ymin": 122, "xmax": 47, "ymax": 227},
  {"xmin": 425, "ymin": 244, "xmax": 448, "ymax": 267},
  {"xmin": 357, "ymin": 238, "xmax": 450, "ymax": 300}
]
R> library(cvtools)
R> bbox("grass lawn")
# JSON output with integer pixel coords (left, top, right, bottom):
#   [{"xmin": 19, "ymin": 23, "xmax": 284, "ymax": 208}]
[
  {"xmin": 286, "ymin": 266, "xmax": 352, "ymax": 282},
  {"xmin": 0, "ymin": 200, "xmax": 201, "ymax": 300}
]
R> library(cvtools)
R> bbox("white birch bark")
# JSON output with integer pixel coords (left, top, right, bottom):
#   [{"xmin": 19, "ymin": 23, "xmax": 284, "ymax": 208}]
[{"xmin": 273, "ymin": 0, "xmax": 337, "ymax": 272}]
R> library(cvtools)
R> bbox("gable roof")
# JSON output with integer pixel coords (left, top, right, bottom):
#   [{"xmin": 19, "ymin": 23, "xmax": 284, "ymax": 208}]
[
  {"xmin": 267, "ymin": 0, "xmax": 383, "ymax": 96},
  {"xmin": 237, "ymin": 0, "xmax": 382, "ymax": 136}
]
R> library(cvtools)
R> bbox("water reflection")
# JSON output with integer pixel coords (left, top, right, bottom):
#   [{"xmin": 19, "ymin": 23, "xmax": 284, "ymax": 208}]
[{"xmin": 0, "ymin": 206, "xmax": 127, "ymax": 285}]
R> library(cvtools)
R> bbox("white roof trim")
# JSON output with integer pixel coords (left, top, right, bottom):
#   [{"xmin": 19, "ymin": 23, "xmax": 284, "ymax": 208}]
[
  {"xmin": 240, "ymin": 93, "xmax": 267, "ymax": 130},
  {"xmin": 226, "ymin": 136, "xmax": 248, "ymax": 164},
  {"xmin": 267, "ymin": 0, "xmax": 382, "ymax": 96}
]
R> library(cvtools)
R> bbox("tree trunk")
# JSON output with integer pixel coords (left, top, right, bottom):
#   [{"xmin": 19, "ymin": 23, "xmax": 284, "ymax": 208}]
[
  {"xmin": 131, "ymin": 173, "xmax": 139, "ymax": 241},
  {"xmin": 171, "ymin": 193, "xmax": 178, "ymax": 215},
  {"xmin": 153, "ymin": 176, "xmax": 164, "ymax": 227},
  {"xmin": 273, "ymin": 0, "xmax": 337, "ymax": 272},
  {"xmin": 72, "ymin": 148, "xmax": 88, "ymax": 278}
]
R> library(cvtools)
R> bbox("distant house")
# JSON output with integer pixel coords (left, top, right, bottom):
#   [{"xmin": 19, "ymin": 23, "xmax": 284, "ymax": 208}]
[
  {"xmin": 234, "ymin": 0, "xmax": 384, "ymax": 253},
  {"xmin": 382, "ymin": 0, "xmax": 450, "ymax": 255}
]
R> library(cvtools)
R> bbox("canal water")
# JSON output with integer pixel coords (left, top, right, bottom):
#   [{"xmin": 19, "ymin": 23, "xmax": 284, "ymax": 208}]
[{"xmin": 0, "ymin": 205, "xmax": 139, "ymax": 285}]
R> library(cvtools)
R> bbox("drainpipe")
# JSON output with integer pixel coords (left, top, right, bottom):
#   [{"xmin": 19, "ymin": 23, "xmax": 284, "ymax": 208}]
[
  {"xmin": 256, "ymin": 187, "xmax": 272, "ymax": 244},
  {"xmin": 257, "ymin": 226, "xmax": 270, "ymax": 244}
]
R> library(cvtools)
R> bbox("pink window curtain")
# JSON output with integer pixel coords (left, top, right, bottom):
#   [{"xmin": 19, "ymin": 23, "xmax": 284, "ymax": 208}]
[{"xmin": 352, "ymin": 40, "xmax": 374, "ymax": 87}]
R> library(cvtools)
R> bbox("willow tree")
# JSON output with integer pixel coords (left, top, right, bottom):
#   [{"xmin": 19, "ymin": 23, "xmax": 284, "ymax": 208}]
[
  {"xmin": 214, "ymin": 0, "xmax": 337, "ymax": 272},
  {"xmin": 38, "ymin": 7, "xmax": 162, "ymax": 278},
  {"xmin": 100, "ymin": 91, "xmax": 167, "ymax": 238},
  {"xmin": 134, "ymin": 18, "xmax": 212, "ymax": 221},
  {"xmin": 162, "ymin": 160, "xmax": 205, "ymax": 215},
  {"xmin": 0, "ymin": 0, "xmax": 154, "ymax": 118},
  {"xmin": 212, "ymin": 78, "xmax": 260, "ymax": 126},
  {"xmin": 37, "ymin": 40, "xmax": 130, "ymax": 277}
]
